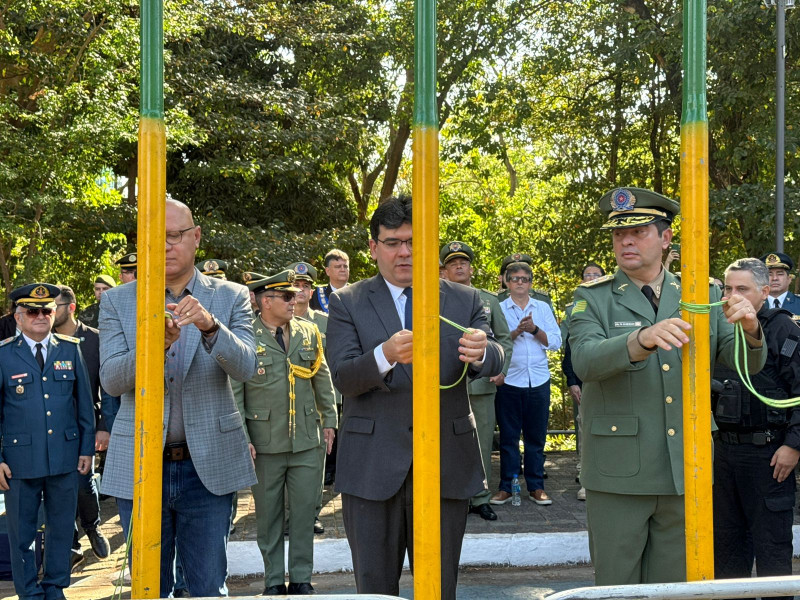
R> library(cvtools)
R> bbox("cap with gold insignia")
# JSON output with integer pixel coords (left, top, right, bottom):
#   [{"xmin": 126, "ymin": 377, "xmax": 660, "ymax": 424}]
[
  {"xmin": 500, "ymin": 253, "xmax": 533, "ymax": 276},
  {"xmin": 598, "ymin": 187, "xmax": 680, "ymax": 229},
  {"xmin": 10, "ymin": 282, "xmax": 60, "ymax": 308},
  {"xmin": 287, "ymin": 262, "xmax": 318, "ymax": 282},
  {"xmin": 440, "ymin": 241, "xmax": 475, "ymax": 265},
  {"xmin": 115, "ymin": 252, "xmax": 137, "ymax": 270},
  {"xmin": 196, "ymin": 259, "xmax": 228, "ymax": 279},
  {"xmin": 761, "ymin": 252, "xmax": 795, "ymax": 272},
  {"xmin": 242, "ymin": 271, "xmax": 268, "ymax": 285},
  {"xmin": 248, "ymin": 269, "xmax": 301, "ymax": 294},
  {"xmin": 95, "ymin": 274, "xmax": 116, "ymax": 288}
]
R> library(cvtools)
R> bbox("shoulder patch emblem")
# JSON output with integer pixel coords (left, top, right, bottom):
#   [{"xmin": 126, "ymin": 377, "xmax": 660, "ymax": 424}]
[
  {"xmin": 53, "ymin": 333, "xmax": 80, "ymax": 343},
  {"xmin": 617, "ymin": 283, "xmax": 628, "ymax": 292},
  {"xmin": 572, "ymin": 300, "xmax": 588, "ymax": 314},
  {"xmin": 0, "ymin": 336, "xmax": 14, "ymax": 347},
  {"xmin": 670, "ymin": 281, "xmax": 681, "ymax": 291},
  {"xmin": 580, "ymin": 274, "xmax": 614, "ymax": 287}
]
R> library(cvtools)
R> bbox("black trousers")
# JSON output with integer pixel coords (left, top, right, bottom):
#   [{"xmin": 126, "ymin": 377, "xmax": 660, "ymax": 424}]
[
  {"xmin": 341, "ymin": 469, "xmax": 469, "ymax": 600},
  {"xmin": 72, "ymin": 468, "xmax": 100, "ymax": 550},
  {"xmin": 713, "ymin": 438, "xmax": 796, "ymax": 600}
]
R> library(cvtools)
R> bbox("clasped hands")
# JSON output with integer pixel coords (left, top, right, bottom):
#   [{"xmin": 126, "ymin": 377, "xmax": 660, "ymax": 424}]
[
  {"xmin": 165, "ymin": 297, "xmax": 215, "ymax": 349},
  {"xmin": 382, "ymin": 328, "xmax": 488, "ymax": 365},
  {"xmin": 637, "ymin": 293, "xmax": 760, "ymax": 352}
]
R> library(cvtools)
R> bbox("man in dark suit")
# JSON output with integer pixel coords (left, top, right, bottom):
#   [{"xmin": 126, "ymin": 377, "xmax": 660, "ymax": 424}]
[
  {"xmin": 326, "ymin": 196, "xmax": 504, "ymax": 599},
  {"xmin": 309, "ymin": 249, "xmax": 350, "ymax": 313},
  {"xmin": 0, "ymin": 282, "xmax": 95, "ymax": 600}
]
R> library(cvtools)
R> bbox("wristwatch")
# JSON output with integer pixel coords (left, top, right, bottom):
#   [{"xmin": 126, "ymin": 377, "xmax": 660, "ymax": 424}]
[
  {"xmin": 200, "ymin": 315, "xmax": 221, "ymax": 336},
  {"xmin": 532, "ymin": 325, "xmax": 540, "ymax": 335}
]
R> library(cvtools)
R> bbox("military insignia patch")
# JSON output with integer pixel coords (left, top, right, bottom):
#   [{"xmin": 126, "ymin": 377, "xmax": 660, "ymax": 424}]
[
  {"xmin": 11, "ymin": 373, "xmax": 27, "ymax": 379},
  {"xmin": 16, "ymin": 385, "xmax": 24, "ymax": 395},
  {"xmin": 287, "ymin": 271, "xmax": 296, "ymax": 283},
  {"xmin": 53, "ymin": 361, "xmax": 73, "ymax": 370},
  {"xmin": 512, "ymin": 253, "xmax": 522, "ymax": 261},
  {"xmin": 572, "ymin": 300, "xmax": 588, "ymax": 314},
  {"xmin": 257, "ymin": 367, "xmax": 266, "ymax": 375},
  {"xmin": 581, "ymin": 274, "xmax": 613, "ymax": 287},
  {"xmin": 617, "ymin": 283, "xmax": 628, "ymax": 292},
  {"xmin": 450, "ymin": 242, "xmax": 462, "ymax": 252},
  {"xmin": 204, "ymin": 260, "xmax": 219, "ymax": 272},
  {"xmin": 32, "ymin": 285, "xmax": 49, "ymax": 299},
  {"xmin": 611, "ymin": 188, "xmax": 636, "ymax": 212},
  {"xmin": 243, "ymin": 273, "xmax": 253, "ymax": 283},
  {"xmin": 130, "ymin": 253, "xmax": 137, "ymax": 262},
  {"xmin": 767, "ymin": 253, "xmax": 780, "ymax": 266},
  {"xmin": 256, "ymin": 345, "xmax": 266, "ymax": 354},
  {"xmin": 483, "ymin": 306, "xmax": 491, "ymax": 315},
  {"xmin": 295, "ymin": 263, "xmax": 308, "ymax": 275},
  {"xmin": 670, "ymin": 281, "xmax": 681, "ymax": 291}
]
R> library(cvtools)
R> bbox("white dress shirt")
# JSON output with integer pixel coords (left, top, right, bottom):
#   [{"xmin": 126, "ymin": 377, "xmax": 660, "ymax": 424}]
[
  {"xmin": 21, "ymin": 332, "xmax": 52, "ymax": 363},
  {"xmin": 500, "ymin": 296, "xmax": 561, "ymax": 388},
  {"xmin": 374, "ymin": 279, "xmax": 411, "ymax": 375},
  {"xmin": 772, "ymin": 292, "xmax": 788, "ymax": 308}
]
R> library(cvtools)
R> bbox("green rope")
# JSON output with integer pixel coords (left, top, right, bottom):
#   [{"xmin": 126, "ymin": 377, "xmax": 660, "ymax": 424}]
[
  {"xmin": 680, "ymin": 300, "xmax": 800, "ymax": 408},
  {"xmin": 438, "ymin": 315, "xmax": 474, "ymax": 389},
  {"xmin": 111, "ymin": 512, "xmax": 134, "ymax": 599}
]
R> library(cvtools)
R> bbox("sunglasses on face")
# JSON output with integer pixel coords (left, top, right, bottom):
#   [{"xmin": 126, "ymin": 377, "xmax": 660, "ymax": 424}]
[
  {"xmin": 508, "ymin": 276, "xmax": 531, "ymax": 283},
  {"xmin": 266, "ymin": 292, "xmax": 296, "ymax": 303},
  {"xmin": 21, "ymin": 307, "xmax": 54, "ymax": 317}
]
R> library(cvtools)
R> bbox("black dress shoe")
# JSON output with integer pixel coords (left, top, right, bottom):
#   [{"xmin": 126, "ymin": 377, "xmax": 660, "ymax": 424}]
[
  {"xmin": 70, "ymin": 550, "xmax": 85, "ymax": 572},
  {"xmin": 262, "ymin": 583, "xmax": 287, "ymax": 595},
  {"xmin": 469, "ymin": 504, "xmax": 498, "ymax": 521},
  {"xmin": 313, "ymin": 518, "xmax": 324, "ymax": 535},
  {"xmin": 173, "ymin": 588, "xmax": 191, "ymax": 598},
  {"xmin": 86, "ymin": 527, "xmax": 111, "ymax": 559},
  {"xmin": 288, "ymin": 582, "xmax": 315, "ymax": 595}
]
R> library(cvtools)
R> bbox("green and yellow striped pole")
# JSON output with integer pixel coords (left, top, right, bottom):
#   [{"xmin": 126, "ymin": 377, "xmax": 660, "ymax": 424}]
[
  {"xmin": 132, "ymin": 0, "xmax": 166, "ymax": 595},
  {"xmin": 412, "ymin": 0, "xmax": 442, "ymax": 594},
  {"xmin": 680, "ymin": 0, "xmax": 713, "ymax": 582}
]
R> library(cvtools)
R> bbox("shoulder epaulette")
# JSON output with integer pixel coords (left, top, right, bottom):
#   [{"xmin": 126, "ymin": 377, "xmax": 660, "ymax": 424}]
[
  {"xmin": 54, "ymin": 333, "xmax": 80, "ymax": 343},
  {"xmin": 709, "ymin": 277, "xmax": 716, "ymax": 285},
  {"xmin": 0, "ymin": 336, "xmax": 15, "ymax": 347},
  {"xmin": 579, "ymin": 274, "xmax": 614, "ymax": 287},
  {"xmin": 479, "ymin": 288, "xmax": 498, "ymax": 297},
  {"xmin": 565, "ymin": 302, "xmax": 574, "ymax": 309},
  {"xmin": 533, "ymin": 288, "xmax": 550, "ymax": 297}
]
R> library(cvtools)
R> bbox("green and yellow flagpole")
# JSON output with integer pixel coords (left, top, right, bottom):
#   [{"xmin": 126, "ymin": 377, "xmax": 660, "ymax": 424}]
[
  {"xmin": 132, "ymin": 0, "xmax": 166, "ymax": 595},
  {"xmin": 412, "ymin": 0, "xmax": 442, "ymax": 594},
  {"xmin": 680, "ymin": 0, "xmax": 713, "ymax": 582}
]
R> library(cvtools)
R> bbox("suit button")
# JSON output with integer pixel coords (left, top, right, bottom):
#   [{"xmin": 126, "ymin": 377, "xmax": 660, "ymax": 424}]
[
  {"xmin": 666, "ymin": 396, "xmax": 673, "ymax": 404},
  {"xmin": 46, "ymin": 411, "xmax": 52, "ymax": 416},
  {"xmin": 254, "ymin": 414, "xmax": 258, "ymax": 419},
  {"xmin": 44, "ymin": 394, "xmax": 49, "ymax": 399},
  {"xmin": 48, "ymin": 429, "xmax": 53, "ymax": 435},
  {"xmin": 42, "ymin": 376, "xmax": 47, "ymax": 381},
  {"xmin": 668, "ymin": 428, "xmax": 676, "ymax": 436},
  {"xmin": 13, "ymin": 439, "xmax": 17, "ymax": 444},
  {"xmin": 662, "ymin": 364, "xmax": 670, "ymax": 372},
  {"xmin": 611, "ymin": 426, "xmax": 618, "ymax": 432}
]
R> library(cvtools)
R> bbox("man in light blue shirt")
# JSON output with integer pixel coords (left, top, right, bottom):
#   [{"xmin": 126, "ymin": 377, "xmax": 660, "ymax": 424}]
[{"xmin": 490, "ymin": 261, "xmax": 561, "ymax": 506}]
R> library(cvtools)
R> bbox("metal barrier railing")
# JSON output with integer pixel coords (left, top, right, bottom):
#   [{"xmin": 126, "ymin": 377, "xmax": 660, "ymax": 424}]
[{"xmin": 545, "ymin": 575, "xmax": 800, "ymax": 600}]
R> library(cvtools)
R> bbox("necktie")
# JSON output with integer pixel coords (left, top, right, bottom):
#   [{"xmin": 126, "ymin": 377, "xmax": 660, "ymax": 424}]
[
  {"xmin": 35, "ymin": 343, "xmax": 44, "ymax": 370},
  {"xmin": 774, "ymin": 298, "xmax": 781, "ymax": 309},
  {"xmin": 275, "ymin": 327, "xmax": 286, "ymax": 352},
  {"xmin": 402, "ymin": 287, "xmax": 413, "ymax": 330},
  {"xmin": 642, "ymin": 285, "xmax": 659, "ymax": 315}
]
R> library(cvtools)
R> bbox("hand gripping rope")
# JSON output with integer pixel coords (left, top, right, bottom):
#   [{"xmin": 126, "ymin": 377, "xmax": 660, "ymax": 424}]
[{"xmin": 680, "ymin": 300, "xmax": 800, "ymax": 408}]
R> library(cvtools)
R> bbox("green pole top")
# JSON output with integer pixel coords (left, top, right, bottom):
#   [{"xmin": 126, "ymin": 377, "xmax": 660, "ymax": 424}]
[
  {"xmin": 414, "ymin": 0, "xmax": 437, "ymax": 128},
  {"xmin": 140, "ymin": 0, "xmax": 164, "ymax": 118},
  {"xmin": 681, "ymin": 0, "xmax": 707, "ymax": 125}
]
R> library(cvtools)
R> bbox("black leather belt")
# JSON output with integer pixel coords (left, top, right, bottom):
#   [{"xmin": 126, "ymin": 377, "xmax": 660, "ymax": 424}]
[
  {"xmin": 718, "ymin": 430, "xmax": 784, "ymax": 446},
  {"xmin": 164, "ymin": 442, "xmax": 191, "ymax": 461}
]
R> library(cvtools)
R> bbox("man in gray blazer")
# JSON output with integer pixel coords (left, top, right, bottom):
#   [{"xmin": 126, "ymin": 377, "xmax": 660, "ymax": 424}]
[
  {"xmin": 326, "ymin": 196, "xmax": 504, "ymax": 600},
  {"xmin": 99, "ymin": 198, "xmax": 257, "ymax": 598}
]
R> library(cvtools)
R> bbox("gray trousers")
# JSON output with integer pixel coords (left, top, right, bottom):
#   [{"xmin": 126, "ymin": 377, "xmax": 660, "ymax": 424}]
[
  {"xmin": 469, "ymin": 392, "xmax": 495, "ymax": 506},
  {"xmin": 341, "ymin": 470, "xmax": 469, "ymax": 600}
]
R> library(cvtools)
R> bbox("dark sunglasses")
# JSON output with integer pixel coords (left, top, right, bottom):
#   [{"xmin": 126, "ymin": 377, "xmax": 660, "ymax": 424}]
[
  {"xmin": 23, "ymin": 307, "xmax": 54, "ymax": 317},
  {"xmin": 508, "ymin": 276, "xmax": 531, "ymax": 283},
  {"xmin": 266, "ymin": 292, "xmax": 295, "ymax": 302}
]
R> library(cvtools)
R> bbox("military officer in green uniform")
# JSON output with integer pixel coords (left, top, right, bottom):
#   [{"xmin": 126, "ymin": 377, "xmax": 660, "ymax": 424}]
[
  {"xmin": 441, "ymin": 241, "xmax": 513, "ymax": 521},
  {"xmin": 197, "ymin": 259, "xmax": 228, "ymax": 280},
  {"xmin": 116, "ymin": 252, "xmax": 137, "ymax": 283},
  {"xmin": 497, "ymin": 253, "xmax": 554, "ymax": 310},
  {"xmin": 233, "ymin": 270, "xmax": 337, "ymax": 596},
  {"xmin": 78, "ymin": 274, "xmax": 115, "ymax": 329},
  {"xmin": 569, "ymin": 187, "xmax": 767, "ymax": 585},
  {"xmin": 288, "ymin": 261, "xmax": 334, "ymax": 535}
]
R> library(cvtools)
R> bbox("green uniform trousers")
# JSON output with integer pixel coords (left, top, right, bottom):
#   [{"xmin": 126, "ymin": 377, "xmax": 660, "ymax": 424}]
[
  {"xmin": 253, "ymin": 448, "xmax": 321, "ymax": 586},
  {"xmin": 469, "ymin": 392, "xmax": 496, "ymax": 507},
  {"xmin": 586, "ymin": 489, "xmax": 685, "ymax": 585},
  {"xmin": 315, "ymin": 433, "xmax": 326, "ymax": 518}
]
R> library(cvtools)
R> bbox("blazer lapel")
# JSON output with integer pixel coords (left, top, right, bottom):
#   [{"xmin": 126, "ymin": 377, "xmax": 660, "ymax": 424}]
[
  {"xmin": 182, "ymin": 274, "xmax": 216, "ymax": 379},
  {"xmin": 14, "ymin": 336, "xmax": 40, "ymax": 373},
  {"xmin": 660, "ymin": 273, "xmax": 682, "ymax": 319},
  {"xmin": 613, "ymin": 271, "xmax": 656, "ymax": 323},
  {"xmin": 287, "ymin": 319, "xmax": 303, "ymax": 355},
  {"xmin": 367, "ymin": 275, "xmax": 403, "ymax": 337},
  {"xmin": 44, "ymin": 336, "xmax": 61, "ymax": 377}
]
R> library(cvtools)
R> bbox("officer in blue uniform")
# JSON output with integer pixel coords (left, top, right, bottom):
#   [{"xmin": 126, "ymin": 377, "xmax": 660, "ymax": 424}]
[
  {"xmin": 0, "ymin": 283, "xmax": 95, "ymax": 600},
  {"xmin": 761, "ymin": 252, "xmax": 800, "ymax": 316}
]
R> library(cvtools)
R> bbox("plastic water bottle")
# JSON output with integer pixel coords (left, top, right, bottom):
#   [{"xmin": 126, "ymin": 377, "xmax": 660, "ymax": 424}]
[{"xmin": 511, "ymin": 474, "xmax": 521, "ymax": 506}]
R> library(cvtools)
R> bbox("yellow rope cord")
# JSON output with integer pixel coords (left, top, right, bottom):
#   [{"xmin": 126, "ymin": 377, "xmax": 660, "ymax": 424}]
[{"xmin": 286, "ymin": 327, "xmax": 325, "ymax": 438}]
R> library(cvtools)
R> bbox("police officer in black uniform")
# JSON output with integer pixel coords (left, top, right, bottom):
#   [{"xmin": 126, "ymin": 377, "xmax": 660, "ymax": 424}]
[{"xmin": 713, "ymin": 258, "xmax": 800, "ymax": 595}]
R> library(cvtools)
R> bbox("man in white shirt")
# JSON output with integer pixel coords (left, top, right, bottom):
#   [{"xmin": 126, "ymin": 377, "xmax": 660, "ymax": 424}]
[
  {"xmin": 760, "ymin": 252, "xmax": 800, "ymax": 316},
  {"xmin": 491, "ymin": 261, "xmax": 561, "ymax": 506}
]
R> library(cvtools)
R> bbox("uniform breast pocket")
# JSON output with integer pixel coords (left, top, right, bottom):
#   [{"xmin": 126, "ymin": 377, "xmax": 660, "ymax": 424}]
[
  {"xmin": 55, "ymin": 369, "xmax": 76, "ymax": 394},
  {"xmin": 590, "ymin": 416, "xmax": 640, "ymax": 477},
  {"xmin": 254, "ymin": 356, "xmax": 276, "ymax": 382},
  {"xmin": 298, "ymin": 350, "xmax": 317, "ymax": 366},
  {"xmin": 6, "ymin": 374, "xmax": 33, "ymax": 399}
]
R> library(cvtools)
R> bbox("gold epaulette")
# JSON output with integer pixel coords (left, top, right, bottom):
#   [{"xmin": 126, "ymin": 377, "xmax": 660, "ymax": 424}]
[
  {"xmin": 579, "ymin": 274, "xmax": 614, "ymax": 287},
  {"xmin": 54, "ymin": 333, "xmax": 80, "ymax": 343},
  {"xmin": 0, "ymin": 336, "xmax": 14, "ymax": 347}
]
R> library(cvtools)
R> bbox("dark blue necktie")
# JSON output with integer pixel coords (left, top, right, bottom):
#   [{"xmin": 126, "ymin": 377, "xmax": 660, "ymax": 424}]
[
  {"xmin": 35, "ymin": 343, "xmax": 44, "ymax": 370},
  {"xmin": 275, "ymin": 326, "xmax": 286, "ymax": 352},
  {"xmin": 403, "ymin": 287, "xmax": 413, "ymax": 330}
]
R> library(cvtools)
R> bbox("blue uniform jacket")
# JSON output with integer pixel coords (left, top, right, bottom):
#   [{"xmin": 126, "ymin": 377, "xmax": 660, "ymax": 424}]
[
  {"xmin": 780, "ymin": 291, "xmax": 800, "ymax": 316},
  {"xmin": 0, "ymin": 334, "xmax": 95, "ymax": 478}
]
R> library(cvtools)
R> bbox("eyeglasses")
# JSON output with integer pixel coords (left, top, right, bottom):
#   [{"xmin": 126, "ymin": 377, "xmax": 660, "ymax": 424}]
[
  {"xmin": 166, "ymin": 227, "xmax": 196, "ymax": 245},
  {"xmin": 508, "ymin": 276, "xmax": 531, "ymax": 284},
  {"xmin": 21, "ymin": 307, "xmax": 54, "ymax": 317},
  {"xmin": 265, "ymin": 292, "xmax": 296, "ymax": 302},
  {"xmin": 376, "ymin": 238, "xmax": 412, "ymax": 250},
  {"xmin": 55, "ymin": 303, "xmax": 71, "ymax": 307}
]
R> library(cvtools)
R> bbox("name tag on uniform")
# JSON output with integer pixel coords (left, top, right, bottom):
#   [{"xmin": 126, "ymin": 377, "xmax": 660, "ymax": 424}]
[
  {"xmin": 614, "ymin": 321, "xmax": 641, "ymax": 328},
  {"xmin": 53, "ymin": 361, "xmax": 73, "ymax": 370},
  {"xmin": 11, "ymin": 373, "xmax": 28, "ymax": 380}
]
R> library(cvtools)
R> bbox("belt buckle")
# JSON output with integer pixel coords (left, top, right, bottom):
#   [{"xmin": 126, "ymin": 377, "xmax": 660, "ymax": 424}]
[{"xmin": 752, "ymin": 432, "xmax": 767, "ymax": 446}]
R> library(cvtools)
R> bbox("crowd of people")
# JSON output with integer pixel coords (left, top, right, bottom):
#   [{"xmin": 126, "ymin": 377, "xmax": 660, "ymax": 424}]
[{"xmin": 0, "ymin": 189, "xmax": 798, "ymax": 599}]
